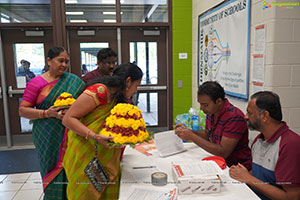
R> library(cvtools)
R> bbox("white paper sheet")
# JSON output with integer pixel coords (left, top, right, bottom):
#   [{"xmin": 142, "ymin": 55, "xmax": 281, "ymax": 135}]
[
  {"xmin": 16, "ymin": 76, "xmax": 26, "ymax": 88},
  {"xmin": 175, "ymin": 161, "xmax": 224, "ymax": 178},
  {"xmin": 154, "ymin": 130, "xmax": 186, "ymax": 157},
  {"xmin": 254, "ymin": 24, "xmax": 265, "ymax": 54},
  {"xmin": 122, "ymin": 185, "xmax": 178, "ymax": 200}
]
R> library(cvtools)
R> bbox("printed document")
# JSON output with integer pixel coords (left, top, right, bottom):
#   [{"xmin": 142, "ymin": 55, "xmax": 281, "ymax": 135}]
[{"xmin": 154, "ymin": 130, "xmax": 186, "ymax": 157}]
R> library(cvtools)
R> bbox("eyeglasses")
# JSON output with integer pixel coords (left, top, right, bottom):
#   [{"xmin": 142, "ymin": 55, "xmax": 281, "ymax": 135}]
[{"xmin": 102, "ymin": 61, "xmax": 118, "ymax": 66}]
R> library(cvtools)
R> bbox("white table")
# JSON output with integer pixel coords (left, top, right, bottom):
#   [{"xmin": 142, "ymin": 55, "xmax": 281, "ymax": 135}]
[{"xmin": 119, "ymin": 143, "xmax": 259, "ymax": 200}]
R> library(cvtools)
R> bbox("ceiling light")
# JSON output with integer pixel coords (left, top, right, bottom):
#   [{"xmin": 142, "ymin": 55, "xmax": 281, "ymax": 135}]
[
  {"xmin": 103, "ymin": 12, "xmax": 116, "ymax": 15},
  {"xmin": 103, "ymin": 11, "xmax": 123, "ymax": 15},
  {"xmin": 66, "ymin": 11, "xmax": 84, "ymax": 15},
  {"xmin": 104, "ymin": 19, "xmax": 116, "ymax": 23},
  {"xmin": 65, "ymin": 0, "xmax": 78, "ymax": 4},
  {"xmin": 70, "ymin": 19, "xmax": 87, "ymax": 23},
  {"xmin": 102, "ymin": 0, "xmax": 115, "ymax": 4}
]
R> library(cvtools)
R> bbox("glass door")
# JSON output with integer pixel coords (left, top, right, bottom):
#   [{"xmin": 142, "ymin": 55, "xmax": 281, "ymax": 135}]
[
  {"xmin": 0, "ymin": 29, "xmax": 53, "ymax": 146},
  {"xmin": 121, "ymin": 28, "xmax": 169, "ymax": 130},
  {"xmin": 67, "ymin": 28, "xmax": 118, "ymax": 77}
]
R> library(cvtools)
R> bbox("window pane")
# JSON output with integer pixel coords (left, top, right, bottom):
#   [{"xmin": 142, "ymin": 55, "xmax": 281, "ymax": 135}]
[
  {"xmin": 14, "ymin": 43, "xmax": 45, "ymax": 88},
  {"xmin": 0, "ymin": 0, "xmax": 51, "ymax": 23},
  {"xmin": 80, "ymin": 42, "xmax": 109, "ymax": 75},
  {"xmin": 137, "ymin": 92, "xmax": 158, "ymax": 126},
  {"xmin": 65, "ymin": 0, "xmax": 116, "ymax": 23},
  {"xmin": 121, "ymin": 0, "xmax": 168, "ymax": 23},
  {"xmin": 130, "ymin": 42, "xmax": 158, "ymax": 85}
]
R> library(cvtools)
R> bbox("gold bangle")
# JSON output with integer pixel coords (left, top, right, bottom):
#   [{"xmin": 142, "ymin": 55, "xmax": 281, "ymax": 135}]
[{"xmin": 85, "ymin": 130, "xmax": 91, "ymax": 140}]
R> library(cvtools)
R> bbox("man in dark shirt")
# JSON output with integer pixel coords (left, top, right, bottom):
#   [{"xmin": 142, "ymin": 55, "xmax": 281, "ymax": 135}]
[
  {"xmin": 17, "ymin": 59, "xmax": 35, "ymax": 82},
  {"xmin": 82, "ymin": 48, "xmax": 117, "ymax": 83},
  {"xmin": 175, "ymin": 81, "xmax": 252, "ymax": 170}
]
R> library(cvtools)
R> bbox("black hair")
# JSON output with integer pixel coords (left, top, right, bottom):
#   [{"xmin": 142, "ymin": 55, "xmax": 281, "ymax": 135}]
[
  {"xmin": 47, "ymin": 46, "xmax": 66, "ymax": 60},
  {"xmin": 97, "ymin": 48, "xmax": 117, "ymax": 62},
  {"xmin": 197, "ymin": 81, "xmax": 225, "ymax": 103},
  {"xmin": 85, "ymin": 62, "xmax": 143, "ymax": 103},
  {"xmin": 251, "ymin": 91, "xmax": 282, "ymax": 121}
]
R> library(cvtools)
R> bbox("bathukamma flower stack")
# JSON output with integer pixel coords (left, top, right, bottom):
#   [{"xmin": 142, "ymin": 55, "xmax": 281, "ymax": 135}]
[
  {"xmin": 100, "ymin": 103, "xmax": 151, "ymax": 147},
  {"xmin": 53, "ymin": 92, "xmax": 76, "ymax": 107}
]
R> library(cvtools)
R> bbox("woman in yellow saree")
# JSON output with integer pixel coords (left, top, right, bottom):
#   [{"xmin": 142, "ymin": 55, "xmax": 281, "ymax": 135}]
[{"xmin": 62, "ymin": 63, "xmax": 143, "ymax": 199}]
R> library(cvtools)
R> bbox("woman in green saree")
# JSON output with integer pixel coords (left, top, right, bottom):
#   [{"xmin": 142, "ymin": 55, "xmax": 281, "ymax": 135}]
[
  {"xmin": 62, "ymin": 63, "xmax": 143, "ymax": 200},
  {"xmin": 19, "ymin": 46, "xmax": 85, "ymax": 200}
]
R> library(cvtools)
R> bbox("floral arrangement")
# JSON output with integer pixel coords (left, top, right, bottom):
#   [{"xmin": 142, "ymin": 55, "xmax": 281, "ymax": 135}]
[
  {"xmin": 100, "ymin": 103, "xmax": 152, "ymax": 147},
  {"xmin": 53, "ymin": 92, "xmax": 76, "ymax": 107}
]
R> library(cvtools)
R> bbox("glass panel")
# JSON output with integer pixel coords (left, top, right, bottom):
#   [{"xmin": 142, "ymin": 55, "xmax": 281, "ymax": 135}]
[
  {"xmin": 0, "ymin": 0, "xmax": 51, "ymax": 23},
  {"xmin": 130, "ymin": 42, "xmax": 157, "ymax": 85},
  {"xmin": 14, "ymin": 43, "xmax": 45, "ymax": 88},
  {"xmin": 65, "ymin": 0, "xmax": 116, "ymax": 23},
  {"xmin": 121, "ymin": 0, "xmax": 168, "ymax": 22},
  {"xmin": 137, "ymin": 92, "xmax": 158, "ymax": 126},
  {"xmin": 19, "ymin": 98, "xmax": 32, "ymax": 132},
  {"xmin": 80, "ymin": 42, "xmax": 109, "ymax": 75}
]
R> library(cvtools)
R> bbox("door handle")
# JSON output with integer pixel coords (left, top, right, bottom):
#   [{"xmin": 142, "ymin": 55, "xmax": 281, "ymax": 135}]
[{"xmin": 8, "ymin": 86, "xmax": 24, "ymax": 98}]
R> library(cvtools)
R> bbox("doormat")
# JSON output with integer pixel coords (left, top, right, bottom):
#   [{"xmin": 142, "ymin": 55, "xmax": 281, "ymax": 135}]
[{"xmin": 0, "ymin": 149, "xmax": 40, "ymax": 175}]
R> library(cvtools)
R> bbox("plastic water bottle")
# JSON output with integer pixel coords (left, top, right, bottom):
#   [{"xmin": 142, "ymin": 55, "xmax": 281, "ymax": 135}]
[{"xmin": 189, "ymin": 108, "xmax": 199, "ymax": 131}]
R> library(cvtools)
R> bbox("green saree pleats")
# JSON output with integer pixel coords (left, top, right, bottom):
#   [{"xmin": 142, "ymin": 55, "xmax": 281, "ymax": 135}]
[{"xmin": 32, "ymin": 73, "xmax": 85, "ymax": 200}]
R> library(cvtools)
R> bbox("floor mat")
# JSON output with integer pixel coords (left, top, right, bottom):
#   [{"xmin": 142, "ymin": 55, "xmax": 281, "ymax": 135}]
[{"xmin": 0, "ymin": 149, "xmax": 40, "ymax": 174}]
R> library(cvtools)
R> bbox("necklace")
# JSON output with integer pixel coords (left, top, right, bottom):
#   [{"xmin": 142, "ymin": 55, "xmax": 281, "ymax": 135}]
[{"xmin": 45, "ymin": 71, "xmax": 58, "ymax": 82}]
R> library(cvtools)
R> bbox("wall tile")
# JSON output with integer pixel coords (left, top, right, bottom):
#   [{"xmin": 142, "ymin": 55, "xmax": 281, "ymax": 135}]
[
  {"xmin": 289, "ymin": 108, "xmax": 300, "ymax": 129},
  {"xmin": 264, "ymin": 65, "xmax": 291, "ymax": 86},
  {"xmin": 294, "ymin": 20, "xmax": 300, "ymax": 41},
  {"xmin": 282, "ymin": 107, "xmax": 289, "ymax": 122},
  {"xmin": 266, "ymin": 43, "xmax": 300, "ymax": 65},
  {"xmin": 266, "ymin": 20, "xmax": 293, "ymax": 42},
  {"xmin": 271, "ymin": 87, "xmax": 300, "ymax": 107},
  {"xmin": 291, "ymin": 65, "xmax": 300, "ymax": 86}
]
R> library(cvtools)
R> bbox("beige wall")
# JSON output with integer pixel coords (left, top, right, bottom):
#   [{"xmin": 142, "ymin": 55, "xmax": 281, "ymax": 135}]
[{"xmin": 192, "ymin": 0, "xmax": 300, "ymax": 142}]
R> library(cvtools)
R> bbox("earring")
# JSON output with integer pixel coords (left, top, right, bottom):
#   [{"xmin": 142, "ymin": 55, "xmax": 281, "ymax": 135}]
[{"xmin": 126, "ymin": 87, "xmax": 129, "ymax": 90}]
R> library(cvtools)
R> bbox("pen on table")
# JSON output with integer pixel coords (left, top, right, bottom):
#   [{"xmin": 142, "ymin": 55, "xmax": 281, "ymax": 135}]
[{"xmin": 132, "ymin": 166, "xmax": 156, "ymax": 169}]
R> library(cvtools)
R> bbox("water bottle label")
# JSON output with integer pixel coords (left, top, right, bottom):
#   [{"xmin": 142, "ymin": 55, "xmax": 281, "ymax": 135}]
[{"xmin": 192, "ymin": 115, "xmax": 199, "ymax": 131}]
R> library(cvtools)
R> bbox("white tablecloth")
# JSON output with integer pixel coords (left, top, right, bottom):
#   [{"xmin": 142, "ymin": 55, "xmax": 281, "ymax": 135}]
[{"xmin": 119, "ymin": 143, "xmax": 259, "ymax": 200}]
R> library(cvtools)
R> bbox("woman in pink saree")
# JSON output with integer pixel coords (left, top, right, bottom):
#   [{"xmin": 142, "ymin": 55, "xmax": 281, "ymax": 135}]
[{"xmin": 19, "ymin": 46, "xmax": 85, "ymax": 200}]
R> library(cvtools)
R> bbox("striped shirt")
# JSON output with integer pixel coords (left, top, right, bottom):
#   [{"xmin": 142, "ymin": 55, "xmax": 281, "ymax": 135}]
[
  {"xmin": 251, "ymin": 122, "xmax": 300, "ymax": 200},
  {"xmin": 206, "ymin": 99, "xmax": 252, "ymax": 169}
]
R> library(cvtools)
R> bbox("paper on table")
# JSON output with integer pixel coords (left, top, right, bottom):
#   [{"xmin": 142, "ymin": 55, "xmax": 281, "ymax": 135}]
[
  {"xmin": 154, "ymin": 130, "xmax": 186, "ymax": 157},
  {"xmin": 134, "ymin": 139, "xmax": 156, "ymax": 156},
  {"xmin": 123, "ymin": 185, "xmax": 178, "ymax": 200},
  {"xmin": 174, "ymin": 161, "xmax": 224, "ymax": 178}
]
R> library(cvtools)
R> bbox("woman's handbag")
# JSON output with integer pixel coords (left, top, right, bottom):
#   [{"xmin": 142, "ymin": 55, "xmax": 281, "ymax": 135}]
[{"xmin": 84, "ymin": 135, "xmax": 110, "ymax": 192}]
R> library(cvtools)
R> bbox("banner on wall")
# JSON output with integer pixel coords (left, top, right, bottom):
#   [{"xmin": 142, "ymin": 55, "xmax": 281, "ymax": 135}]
[{"xmin": 198, "ymin": 0, "xmax": 250, "ymax": 100}]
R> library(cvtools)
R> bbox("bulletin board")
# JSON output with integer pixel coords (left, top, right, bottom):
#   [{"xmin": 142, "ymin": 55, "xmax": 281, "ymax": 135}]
[{"xmin": 198, "ymin": 0, "xmax": 251, "ymax": 100}]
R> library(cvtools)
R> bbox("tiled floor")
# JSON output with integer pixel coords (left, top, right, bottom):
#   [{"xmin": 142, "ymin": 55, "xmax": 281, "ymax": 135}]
[{"xmin": 0, "ymin": 172, "xmax": 43, "ymax": 200}]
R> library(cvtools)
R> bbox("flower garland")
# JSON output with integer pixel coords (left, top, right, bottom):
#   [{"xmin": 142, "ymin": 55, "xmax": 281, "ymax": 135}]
[
  {"xmin": 53, "ymin": 92, "xmax": 76, "ymax": 107},
  {"xmin": 100, "ymin": 103, "xmax": 150, "ymax": 146}
]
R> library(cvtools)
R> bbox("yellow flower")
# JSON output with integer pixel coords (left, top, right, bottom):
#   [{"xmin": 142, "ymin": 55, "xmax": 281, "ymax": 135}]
[{"xmin": 132, "ymin": 123, "xmax": 139, "ymax": 130}]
